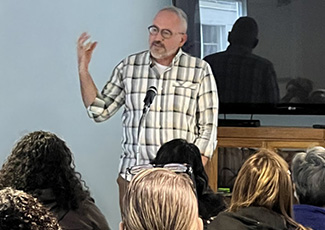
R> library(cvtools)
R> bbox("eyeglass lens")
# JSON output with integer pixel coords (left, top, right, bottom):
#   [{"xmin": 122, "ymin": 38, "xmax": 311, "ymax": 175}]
[{"xmin": 148, "ymin": 25, "xmax": 173, "ymax": 39}]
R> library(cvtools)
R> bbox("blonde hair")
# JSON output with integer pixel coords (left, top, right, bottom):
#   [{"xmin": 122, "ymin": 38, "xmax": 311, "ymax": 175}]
[
  {"xmin": 229, "ymin": 149, "xmax": 309, "ymax": 230},
  {"xmin": 122, "ymin": 168, "xmax": 199, "ymax": 230}
]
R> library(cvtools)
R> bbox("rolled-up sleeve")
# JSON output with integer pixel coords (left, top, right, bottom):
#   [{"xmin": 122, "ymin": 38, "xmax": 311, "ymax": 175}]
[
  {"xmin": 194, "ymin": 63, "xmax": 219, "ymax": 158},
  {"xmin": 87, "ymin": 62, "xmax": 125, "ymax": 122}
]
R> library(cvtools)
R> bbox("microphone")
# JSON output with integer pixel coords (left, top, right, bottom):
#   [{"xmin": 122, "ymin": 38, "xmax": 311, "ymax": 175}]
[
  {"xmin": 136, "ymin": 86, "xmax": 157, "ymax": 164},
  {"xmin": 143, "ymin": 86, "xmax": 157, "ymax": 113}
]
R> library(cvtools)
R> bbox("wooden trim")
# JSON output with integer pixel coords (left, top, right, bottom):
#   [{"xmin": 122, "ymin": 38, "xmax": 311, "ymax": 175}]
[{"xmin": 208, "ymin": 127, "xmax": 325, "ymax": 192}]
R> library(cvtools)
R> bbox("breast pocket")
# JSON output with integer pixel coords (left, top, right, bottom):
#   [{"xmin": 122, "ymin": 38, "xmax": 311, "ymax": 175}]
[{"xmin": 173, "ymin": 82, "xmax": 199, "ymax": 114}]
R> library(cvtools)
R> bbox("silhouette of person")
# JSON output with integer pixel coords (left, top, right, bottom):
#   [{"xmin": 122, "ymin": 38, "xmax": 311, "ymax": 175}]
[
  {"xmin": 204, "ymin": 17, "xmax": 279, "ymax": 104},
  {"xmin": 280, "ymin": 78, "xmax": 313, "ymax": 103}
]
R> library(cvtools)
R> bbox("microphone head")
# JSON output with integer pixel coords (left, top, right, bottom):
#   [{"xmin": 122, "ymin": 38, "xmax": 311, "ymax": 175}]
[{"xmin": 144, "ymin": 86, "xmax": 157, "ymax": 106}]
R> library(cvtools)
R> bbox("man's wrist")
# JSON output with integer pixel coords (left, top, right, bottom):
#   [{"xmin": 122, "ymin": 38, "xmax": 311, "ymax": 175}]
[{"xmin": 201, "ymin": 153, "xmax": 208, "ymax": 158}]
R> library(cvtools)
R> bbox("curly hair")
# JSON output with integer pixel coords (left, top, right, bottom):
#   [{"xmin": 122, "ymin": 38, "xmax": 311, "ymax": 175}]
[
  {"xmin": 0, "ymin": 131, "xmax": 90, "ymax": 211},
  {"xmin": 0, "ymin": 187, "xmax": 61, "ymax": 230},
  {"xmin": 291, "ymin": 146, "xmax": 325, "ymax": 206}
]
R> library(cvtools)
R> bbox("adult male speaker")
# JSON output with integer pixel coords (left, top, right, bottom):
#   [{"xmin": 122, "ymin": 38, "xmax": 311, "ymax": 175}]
[{"xmin": 77, "ymin": 6, "xmax": 219, "ymax": 207}]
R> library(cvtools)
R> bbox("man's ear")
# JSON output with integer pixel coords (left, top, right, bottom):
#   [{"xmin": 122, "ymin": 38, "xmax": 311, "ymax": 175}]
[
  {"xmin": 119, "ymin": 221, "xmax": 125, "ymax": 230},
  {"xmin": 180, "ymin": 34, "xmax": 188, "ymax": 47}
]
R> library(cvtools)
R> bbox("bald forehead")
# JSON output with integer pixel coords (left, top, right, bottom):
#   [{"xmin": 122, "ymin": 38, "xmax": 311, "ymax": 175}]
[{"xmin": 153, "ymin": 9, "xmax": 187, "ymax": 32}]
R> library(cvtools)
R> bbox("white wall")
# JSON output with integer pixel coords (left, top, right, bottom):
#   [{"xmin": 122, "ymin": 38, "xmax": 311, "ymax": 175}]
[{"xmin": 0, "ymin": 1, "xmax": 170, "ymax": 229}]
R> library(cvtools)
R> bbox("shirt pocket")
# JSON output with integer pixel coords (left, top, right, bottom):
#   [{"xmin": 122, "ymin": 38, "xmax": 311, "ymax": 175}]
[{"xmin": 172, "ymin": 82, "xmax": 199, "ymax": 114}]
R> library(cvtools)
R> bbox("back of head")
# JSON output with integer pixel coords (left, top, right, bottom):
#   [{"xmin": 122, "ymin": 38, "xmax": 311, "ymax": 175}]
[
  {"xmin": 122, "ymin": 168, "xmax": 201, "ymax": 230},
  {"xmin": 152, "ymin": 139, "xmax": 225, "ymax": 219},
  {"xmin": 152, "ymin": 139, "xmax": 209, "ymax": 196},
  {"xmin": 230, "ymin": 149, "xmax": 292, "ymax": 216},
  {"xmin": 229, "ymin": 16, "xmax": 258, "ymax": 48},
  {"xmin": 0, "ymin": 131, "xmax": 89, "ymax": 210},
  {"xmin": 0, "ymin": 187, "xmax": 61, "ymax": 230},
  {"xmin": 291, "ymin": 146, "xmax": 325, "ymax": 206}
]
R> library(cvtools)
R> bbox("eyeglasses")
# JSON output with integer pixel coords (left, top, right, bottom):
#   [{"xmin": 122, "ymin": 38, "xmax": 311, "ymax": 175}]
[
  {"xmin": 148, "ymin": 25, "xmax": 185, "ymax": 39},
  {"xmin": 127, "ymin": 163, "xmax": 193, "ymax": 175}
]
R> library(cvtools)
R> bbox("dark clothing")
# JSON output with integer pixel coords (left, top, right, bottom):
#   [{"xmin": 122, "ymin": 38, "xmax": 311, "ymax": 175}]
[
  {"xmin": 294, "ymin": 204, "xmax": 325, "ymax": 230},
  {"xmin": 212, "ymin": 206, "xmax": 296, "ymax": 230},
  {"xmin": 201, "ymin": 192, "xmax": 227, "ymax": 230},
  {"xmin": 35, "ymin": 189, "xmax": 110, "ymax": 230},
  {"xmin": 204, "ymin": 45, "xmax": 279, "ymax": 104},
  {"xmin": 117, "ymin": 175, "xmax": 130, "ymax": 215}
]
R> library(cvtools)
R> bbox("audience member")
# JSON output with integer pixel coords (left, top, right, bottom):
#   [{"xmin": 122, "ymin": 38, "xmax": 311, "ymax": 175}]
[
  {"xmin": 0, "ymin": 187, "xmax": 61, "ymax": 230},
  {"xmin": 0, "ymin": 131, "xmax": 110, "ymax": 230},
  {"xmin": 291, "ymin": 146, "xmax": 325, "ymax": 230},
  {"xmin": 121, "ymin": 168, "xmax": 203, "ymax": 230},
  {"xmin": 204, "ymin": 17, "xmax": 279, "ymax": 103},
  {"xmin": 280, "ymin": 78, "xmax": 313, "ymax": 103},
  {"xmin": 214, "ymin": 149, "xmax": 310, "ymax": 230},
  {"xmin": 151, "ymin": 139, "xmax": 226, "ymax": 228},
  {"xmin": 309, "ymin": 89, "xmax": 325, "ymax": 103}
]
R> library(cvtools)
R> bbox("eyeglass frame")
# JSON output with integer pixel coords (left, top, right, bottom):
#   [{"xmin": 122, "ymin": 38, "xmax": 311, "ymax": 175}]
[
  {"xmin": 148, "ymin": 25, "xmax": 186, "ymax": 39},
  {"xmin": 127, "ymin": 163, "xmax": 193, "ymax": 176}
]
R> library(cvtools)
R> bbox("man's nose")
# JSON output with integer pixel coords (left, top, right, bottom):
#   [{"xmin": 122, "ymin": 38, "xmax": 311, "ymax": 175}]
[{"xmin": 153, "ymin": 32, "xmax": 164, "ymax": 41}]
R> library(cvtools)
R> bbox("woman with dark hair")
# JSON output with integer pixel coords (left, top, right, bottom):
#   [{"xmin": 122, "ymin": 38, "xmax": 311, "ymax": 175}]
[
  {"xmin": 0, "ymin": 187, "xmax": 61, "ymax": 230},
  {"xmin": 0, "ymin": 131, "xmax": 110, "ymax": 230},
  {"xmin": 151, "ymin": 139, "xmax": 226, "ymax": 229}
]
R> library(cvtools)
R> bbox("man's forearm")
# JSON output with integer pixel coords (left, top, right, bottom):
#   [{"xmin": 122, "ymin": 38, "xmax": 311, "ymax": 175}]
[
  {"xmin": 201, "ymin": 155, "xmax": 209, "ymax": 167},
  {"xmin": 79, "ymin": 70, "xmax": 98, "ymax": 108}
]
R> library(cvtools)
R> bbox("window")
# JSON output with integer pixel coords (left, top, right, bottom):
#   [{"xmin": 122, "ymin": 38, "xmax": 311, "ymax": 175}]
[{"xmin": 199, "ymin": 0, "xmax": 247, "ymax": 58}]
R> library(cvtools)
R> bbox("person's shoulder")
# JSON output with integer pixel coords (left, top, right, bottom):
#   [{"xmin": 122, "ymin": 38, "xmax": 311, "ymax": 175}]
[
  {"xmin": 59, "ymin": 198, "xmax": 110, "ymax": 230},
  {"xmin": 178, "ymin": 51, "xmax": 210, "ymax": 68},
  {"xmin": 126, "ymin": 50, "xmax": 149, "ymax": 59},
  {"xmin": 118, "ymin": 50, "xmax": 150, "ymax": 65},
  {"xmin": 203, "ymin": 51, "xmax": 226, "ymax": 62},
  {"xmin": 214, "ymin": 208, "xmax": 288, "ymax": 230},
  {"xmin": 249, "ymin": 53, "xmax": 274, "ymax": 67},
  {"xmin": 213, "ymin": 211, "xmax": 255, "ymax": 230}
]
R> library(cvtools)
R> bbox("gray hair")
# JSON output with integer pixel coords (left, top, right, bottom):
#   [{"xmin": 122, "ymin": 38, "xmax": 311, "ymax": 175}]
[
  {"xmin": 291, "ymin": 146, "xmax": 325, "ymax": 206},
  {"xmin": 158, "ymin": 6, "xmax": 188, "ymax": 32}
]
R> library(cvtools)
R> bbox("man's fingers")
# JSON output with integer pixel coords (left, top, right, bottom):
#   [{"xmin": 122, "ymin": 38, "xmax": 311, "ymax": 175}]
[
  {"xmin": 89, "ymin": 41, "xmax": 97, "ymax": 51},
  {"xmin": 78, "ymin": 32, "xmax": 88, "ymax": 44},
  {"xmin": 82, "ymin": 41, "xmax": 97, "ymax": 51},
  {"xmin": 77, "ymin": 32, "xmax": 97, "ymax": 61},
  {"xmin": 77, "ymin": 32, "xmax": 92, "ymax": 48}
]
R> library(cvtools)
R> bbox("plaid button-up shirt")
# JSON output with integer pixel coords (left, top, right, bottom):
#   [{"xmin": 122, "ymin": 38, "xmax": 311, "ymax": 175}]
[{"xmin": 88, "ymin": 49, "xmax": 219, "ymax": 180}]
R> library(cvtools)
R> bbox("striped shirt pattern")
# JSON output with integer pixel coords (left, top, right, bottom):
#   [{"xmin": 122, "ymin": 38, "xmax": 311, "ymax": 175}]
[{"xmin": 88, "ymin": 49, "xmax": 219, "ymax": 180}]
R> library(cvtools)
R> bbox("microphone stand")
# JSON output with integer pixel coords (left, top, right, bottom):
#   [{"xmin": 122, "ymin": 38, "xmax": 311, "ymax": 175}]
[
  {"xmin": 136, "ymin": 106, "xmax": 150, "ymax": 165},
  {"xmin": 136, "ymin": 86, "xmax": 157, "ymax": 165}
]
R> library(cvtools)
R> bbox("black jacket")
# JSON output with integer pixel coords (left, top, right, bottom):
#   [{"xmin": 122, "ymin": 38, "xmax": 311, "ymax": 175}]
[
  {"xmin": 35, "ymin": 189, "xmax": 110, "ymax": 230},
  {"xmin": 210, "ymin": 206, "xmax": 296, "ymax": 230}
]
